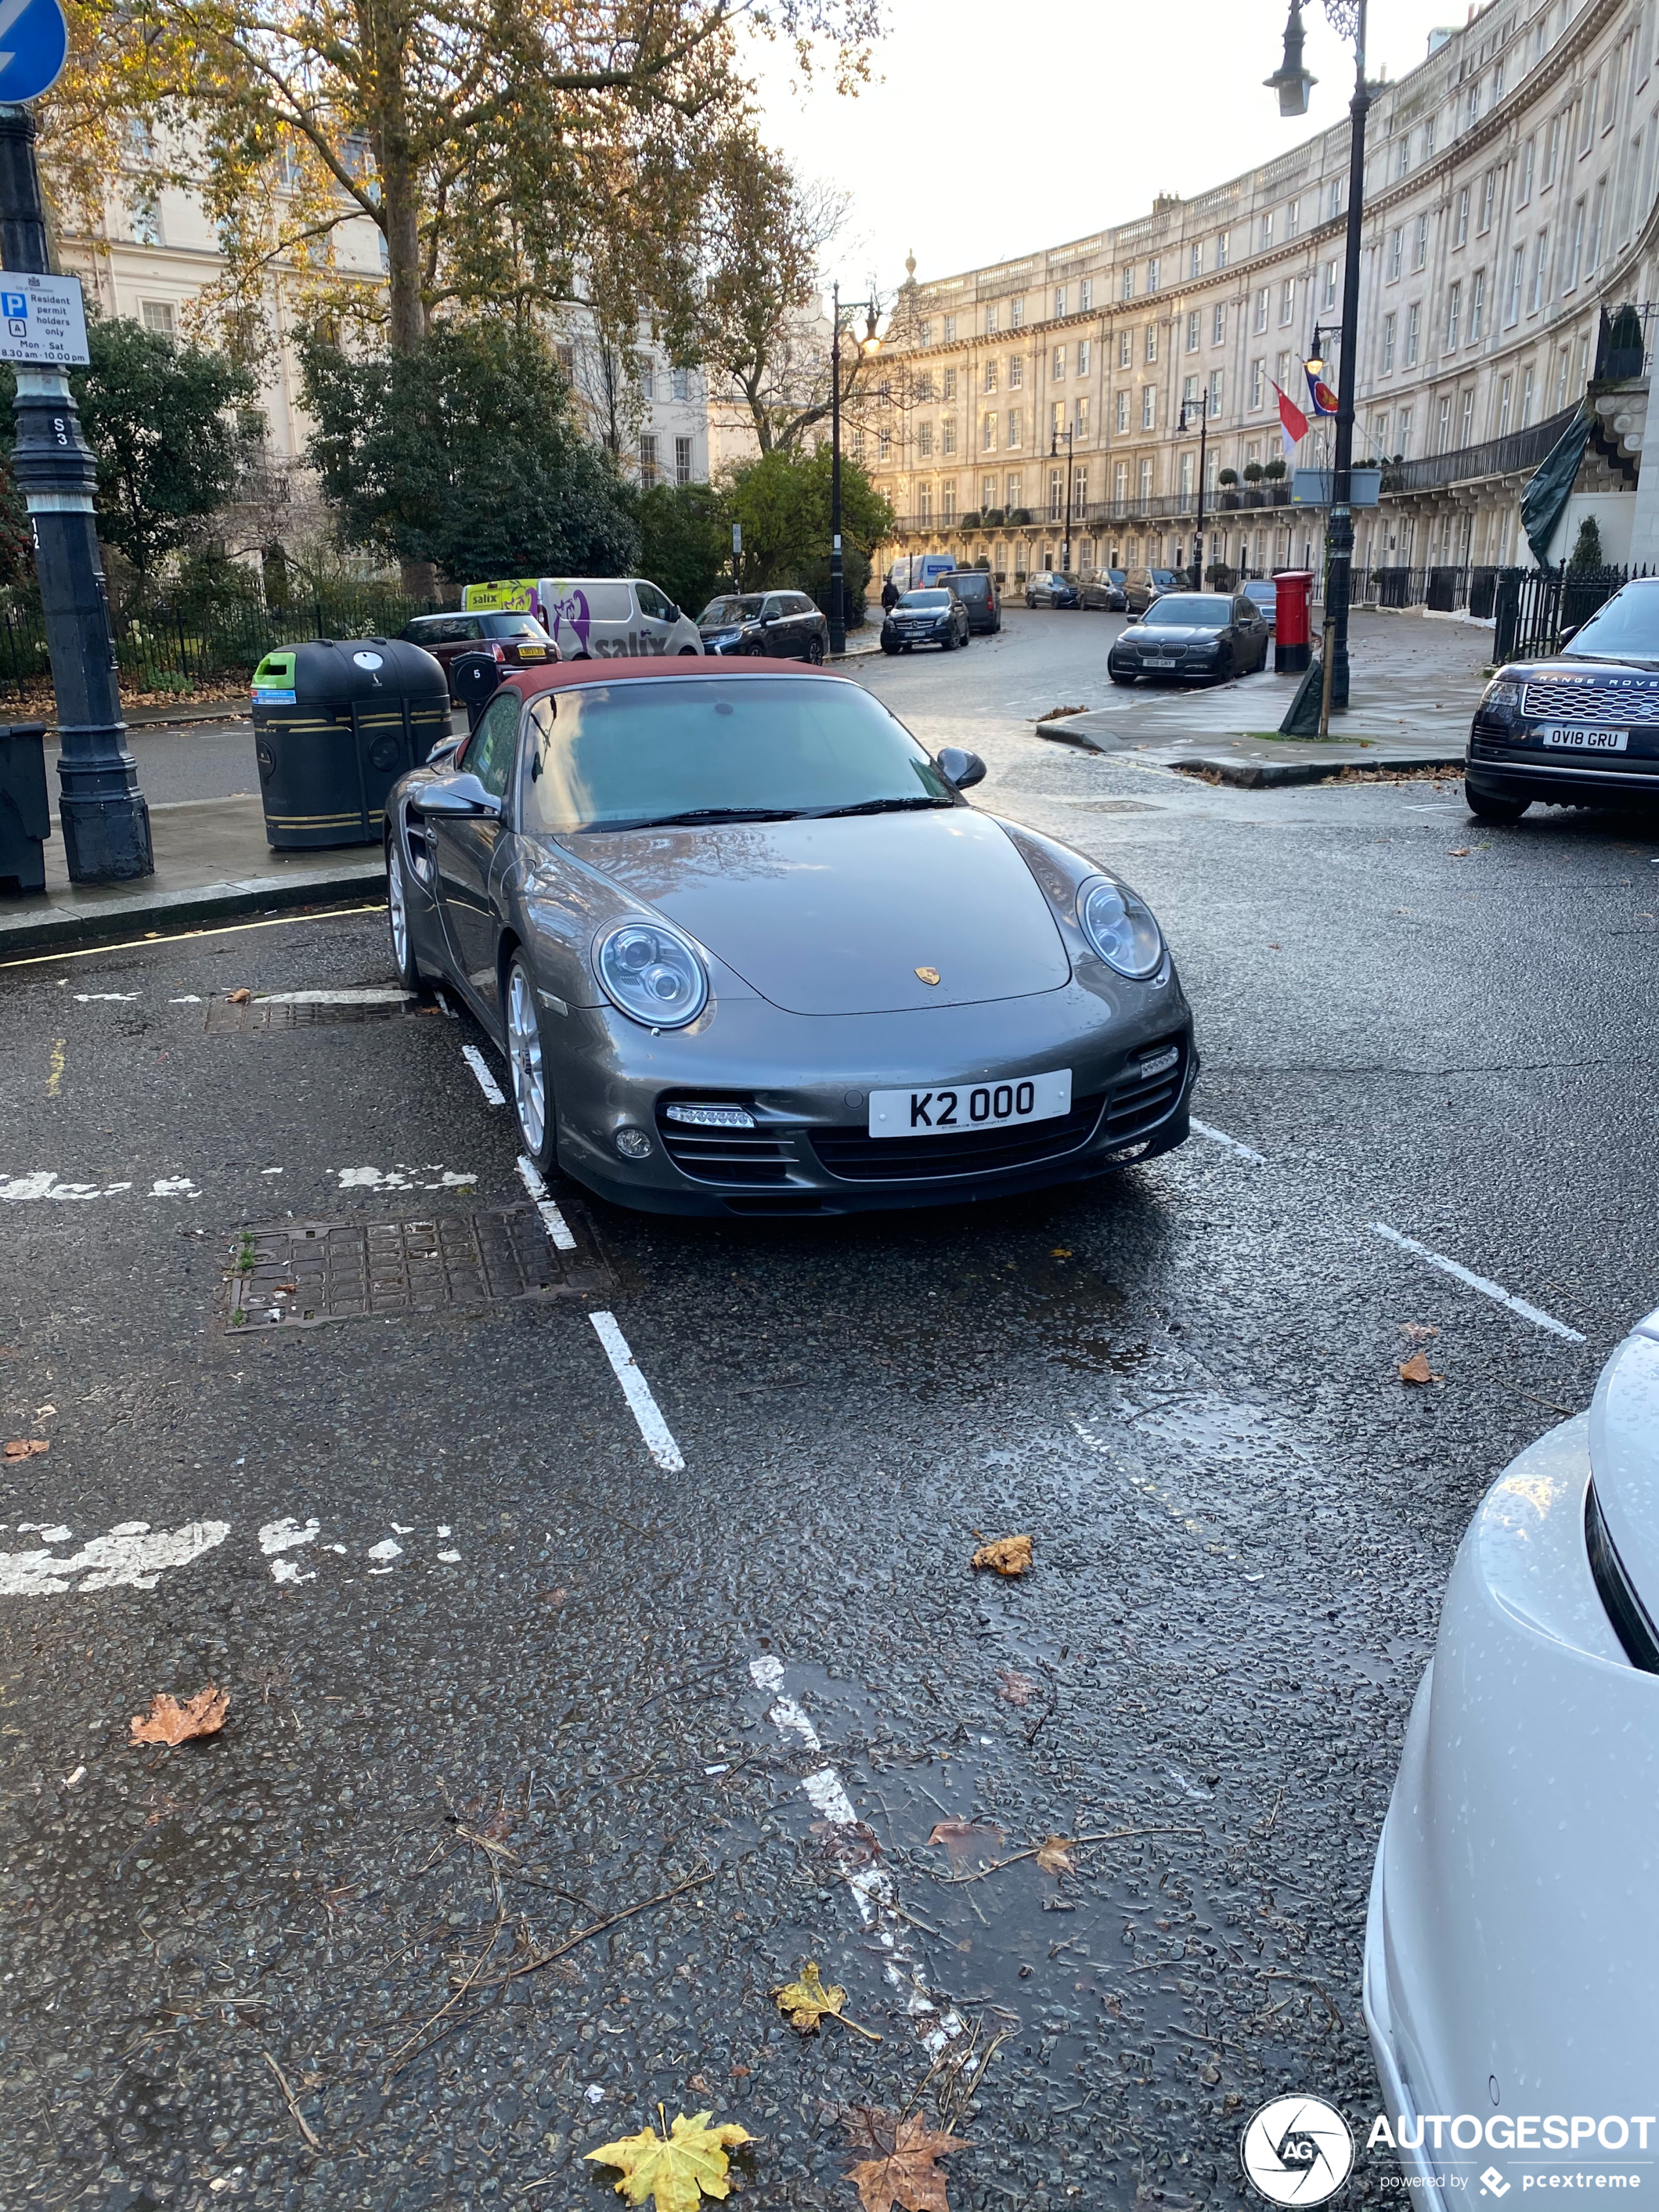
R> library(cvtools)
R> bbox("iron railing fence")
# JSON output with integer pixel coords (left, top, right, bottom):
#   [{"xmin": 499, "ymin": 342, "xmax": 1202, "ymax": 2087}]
[
  {"xmin": 1494, "ymin": 563, "xmax": 1657, "ymax": 661},
  {"xmin": 0, "ymin": 579, "xmax": 456, "ymax": 699},
  {"xmin": 1377, "ymin": 406, "xmax": 1579, "ymax": 498}
]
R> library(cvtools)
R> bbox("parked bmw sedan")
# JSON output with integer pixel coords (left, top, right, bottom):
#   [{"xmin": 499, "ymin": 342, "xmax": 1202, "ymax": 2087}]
[
  {"xmin": 698, "ymin": 590, "xmax": 828, "ymax": 663},
  {"xmin": 383, "ymin": 660, "xmax": 1195, "ymax": 1217},
  {"xmin": 880, "ymin": 587, "xmax": 971, "ymax": 653},
  {"xmin": 1466, "ymin": 575, "xmax": 1659, "ymax": 820},
  {"xmin": 1107, "ymin": 592, "xmax": 1271, "ymax": 684},
  {"xmin": 1365, "ymin": 1308, "xmax": 1659, "ymax": 2191}
]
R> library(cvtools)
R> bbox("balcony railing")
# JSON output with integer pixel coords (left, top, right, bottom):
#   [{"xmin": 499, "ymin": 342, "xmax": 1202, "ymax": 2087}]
[{"xmin": 1377, "ymin": 404, "xmax": 1578, "ymax": 496}]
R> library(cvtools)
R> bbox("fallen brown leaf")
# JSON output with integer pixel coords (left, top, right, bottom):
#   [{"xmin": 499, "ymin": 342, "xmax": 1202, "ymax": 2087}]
[
  {"xmin": 927, "ymin": 1818, "xmax": 1005, "ymax": 1866},
  {"xmin": 227, "ymin": 988, "xmax": 252, "ymax": 1004},
  {"xmin": 1398, "ymin": 1351, "xmax": 1435, "ymax": 1385},
  {"xmin": 129, "ymin": 1684, "xmax": 231, "ymax": 1746},
  {"xmin": 1033, "ymin": 1835, "xmax": 1076, "ymax": 1875},
  {"xmin": 843, "ymin": 2106, "xmax": 969, "ymax": 2212},
  {"xmin": 3, "ymin": 1438, "xmax": 48, "ymax": 1460},
  {"xmin": 1399, "ymin": 1322, "xmax": 1440, "ymax": 1340},
  {"xmin": 995, "ymin": 1668, "xmax": 1036, "ymax": 1707},
  {"xmin": 971, "ymin": 1533, "xmax": 1032, "ymax": 1577}
]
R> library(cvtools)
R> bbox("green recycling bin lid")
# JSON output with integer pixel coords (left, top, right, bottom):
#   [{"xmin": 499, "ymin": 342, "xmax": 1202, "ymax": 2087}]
[{"xmin": 253, "ymin": 649, "xmax": 297, "ymax": 705}]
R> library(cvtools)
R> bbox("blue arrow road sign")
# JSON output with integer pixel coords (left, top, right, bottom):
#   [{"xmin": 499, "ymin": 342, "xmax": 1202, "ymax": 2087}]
[{"xmin": 0, "ymin": 0, "xmax": 67, "ymax": 104}]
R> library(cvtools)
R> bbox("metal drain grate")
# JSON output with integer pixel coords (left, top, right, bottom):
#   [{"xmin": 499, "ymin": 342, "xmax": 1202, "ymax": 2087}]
[
  {"xmin": 223, "ymin": 1208, "xmax": 611, "ymax": 1330},
  {"xmin": 205, "ymin": 995, "xmax": 433, "ymax": 1033}
]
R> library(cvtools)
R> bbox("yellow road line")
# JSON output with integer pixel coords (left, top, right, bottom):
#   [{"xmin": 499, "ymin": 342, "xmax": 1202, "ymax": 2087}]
[{"xmin": 0, "ymin": 902, "xmax": 387, "ymax": 970}]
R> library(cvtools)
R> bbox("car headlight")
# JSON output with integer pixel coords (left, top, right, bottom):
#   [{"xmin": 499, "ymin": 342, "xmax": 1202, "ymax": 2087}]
[
  {"xmin": 1483, "ymin": 679, "xmax": 1522, "ymax": 712},
  {"xmin": 596, "ymin": 920, "xmax": 709, "ymax": 1028},
  {"xmin": 1078, "ymin": 878, "xmax": 1165, "ymax": 978}
]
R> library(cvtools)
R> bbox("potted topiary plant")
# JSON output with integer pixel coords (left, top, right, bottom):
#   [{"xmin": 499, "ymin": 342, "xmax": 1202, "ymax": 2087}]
[
  {"xmin": 1242, "ymin": 461, "xmax": 1266, "ymax": 508},
  {"xmin": 1264, "ymin": 457, "xmax": 1290, "ymax": 504},
  {"xmin": 1218, "ymin": 467, "xmax": 1242, "ymax": 510}
]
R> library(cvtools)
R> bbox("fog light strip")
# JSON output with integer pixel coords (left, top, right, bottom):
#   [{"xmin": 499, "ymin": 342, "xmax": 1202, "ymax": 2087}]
[
  {"xmin": 589, "ymin": 1311, "xmax": 686, "ymax": 1473},
  {"xmin": 515, "ymin": 1155, "xmax": 577, "ymax": 1253},
  {"xmin": 1369, "ymin": 1221, "xmax": 1587, "ymax": 1342},
  {"xmin": 461, "ymin": 1044, "xmax": 506, "ymax": 1107}
]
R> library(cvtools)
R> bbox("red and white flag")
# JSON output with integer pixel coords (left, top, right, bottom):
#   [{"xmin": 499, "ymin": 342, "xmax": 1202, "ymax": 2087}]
[{"xmin": 1272, "ymin": 381, "xmax": 1309, "ymax": 458}]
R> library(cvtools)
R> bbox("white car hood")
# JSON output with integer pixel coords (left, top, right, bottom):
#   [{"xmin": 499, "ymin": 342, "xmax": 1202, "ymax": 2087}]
[{"xmin": 1588, "ymin": 1308, "xmax": 1659, "ymax": 1618}]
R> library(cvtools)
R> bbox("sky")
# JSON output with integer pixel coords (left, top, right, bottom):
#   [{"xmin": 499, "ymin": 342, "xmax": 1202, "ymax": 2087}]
[{"xmin": 747, "ymin": 0, "xmax": 1477, "ymax": 300}]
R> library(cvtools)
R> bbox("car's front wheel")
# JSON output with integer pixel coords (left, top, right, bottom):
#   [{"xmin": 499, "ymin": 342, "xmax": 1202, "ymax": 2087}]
[
  {"xmin": 386, "ymin": 836, "xmax": 423, "ymax": 991},
  {"xmin": 1108, "ymin": 669, "xmax": 1135, "ymax": 687},
  {"xmin": 504, "ymin": 952, "xmax": 556, "ymax": 1172},
  {"xmin": 805, "ymin": 635, "xmax": 825, "ymax": 664},
  {"xmin": 1465, "ymin": 781, "xmax": 1531, "ymax": 823}
]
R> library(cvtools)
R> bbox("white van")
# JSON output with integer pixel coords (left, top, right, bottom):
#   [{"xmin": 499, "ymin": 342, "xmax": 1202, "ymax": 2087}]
[{"xmin": 461, "ymin": 577, "xmax": 703, "ymax": 660}]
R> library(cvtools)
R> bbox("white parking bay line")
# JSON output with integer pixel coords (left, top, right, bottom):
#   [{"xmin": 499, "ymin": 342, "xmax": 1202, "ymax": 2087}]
[
  {"xmin": 515, "ymin": 1155, "xmax": 577, "ymax": 1251},
  {"xmin": 1189, "ymin": 1117, "xmax": 1267, "ymax": 1164},
  {"xmin": 589, "ymin": 1311, "xmax": 686, "ymax": 1472},
  {"xmin": 1368, "ymin": 1221, "xmax": 1587, "ymax": 1342},
  {"xmin": 462, "ymin": 1044, "xmax": 506, "ymax": 1107}
]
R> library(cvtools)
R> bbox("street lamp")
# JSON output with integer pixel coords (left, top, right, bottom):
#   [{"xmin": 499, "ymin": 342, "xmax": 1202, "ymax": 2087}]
[
  {"xmin": 1049, "ymin": 419, "xmax": 1074, "ymax": 576},
  {"xmin": 829, "ymin": 283, "xmax": 880, "ymax": 657},
  {"xmin": 1178, "ymin": 393, "xmax": 1212, "ymax": 590},
  {"xmin": 1270, "ymin": 0, "xmax": 1369, "ymax": 712}
]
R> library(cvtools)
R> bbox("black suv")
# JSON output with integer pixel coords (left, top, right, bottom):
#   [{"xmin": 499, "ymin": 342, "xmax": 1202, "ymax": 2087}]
[
  {"xmin": 942, "ymin": 569, "xmax": 1001, "ymax": 634},
  {"xmin": 880, "ymin": 586, "xmax": 971, "ymax": 652},
  {"xmin": 698, "ymin": 590, "xmax": 829, "ymax": 662}
]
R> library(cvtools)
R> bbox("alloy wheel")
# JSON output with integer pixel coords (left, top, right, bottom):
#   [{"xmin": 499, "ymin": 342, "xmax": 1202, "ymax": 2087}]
[
  {"xmin": 506, "ymin": 961, "xmax": 546, "ymax": 1157},
  {"xmin": 387, "ymin": 844, "xmax": 411, "ymax": 978}
]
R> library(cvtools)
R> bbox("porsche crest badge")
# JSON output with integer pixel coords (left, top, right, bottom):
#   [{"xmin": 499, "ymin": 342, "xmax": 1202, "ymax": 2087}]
[{"xmin": 914, "ymin": 966, "xmax": 941, "ymax": 986}]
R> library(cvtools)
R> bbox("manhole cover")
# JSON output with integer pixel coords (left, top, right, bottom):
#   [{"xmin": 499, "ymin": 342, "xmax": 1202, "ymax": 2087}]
[
  {"xmin": 223, "ymin": 1208, "xmax": 611, "ymax": 1330},
  {"xmin": 206, "ymin": 994, "xmax": 432, "ymax": 1033}
]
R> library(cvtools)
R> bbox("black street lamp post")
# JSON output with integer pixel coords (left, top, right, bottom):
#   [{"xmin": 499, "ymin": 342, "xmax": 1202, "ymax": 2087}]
[
  {"xmin": 1267, "ymin": 0, "xmax": 1370, "ymax": 711},
  {"xmin": 0, "ymin": 104, "xmax": 150, "ymax": 880},
  {"xmin": 828, "ymin": 283, "xmax": 880, "ymax": 658},
  {"xmin": 1179, "ymin": 394, "xmax": 1211, "ymax": 589}
]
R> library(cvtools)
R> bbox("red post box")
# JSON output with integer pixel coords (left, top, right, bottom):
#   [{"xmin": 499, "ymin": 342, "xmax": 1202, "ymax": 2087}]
[{"xmin": 1273, "ymin": 570, "xmax": 1313, "ymax": 674}]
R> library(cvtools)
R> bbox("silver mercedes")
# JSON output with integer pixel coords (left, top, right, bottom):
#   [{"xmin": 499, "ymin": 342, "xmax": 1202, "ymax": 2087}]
[{"xmin": 383, "ymin": 659, "xmax": 1195, "ymax": 1217}]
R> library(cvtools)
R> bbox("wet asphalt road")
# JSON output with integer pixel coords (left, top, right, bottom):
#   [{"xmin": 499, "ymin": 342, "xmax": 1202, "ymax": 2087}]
[{"xmin": 2, "ymin": 609, "xmax": 1656, "ymax": 2212}]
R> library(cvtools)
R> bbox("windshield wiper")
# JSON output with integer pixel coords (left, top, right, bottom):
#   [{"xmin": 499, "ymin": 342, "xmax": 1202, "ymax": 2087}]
[
  {"xmin": 803, "ymin": 795, "xmax": 956, "ymax": 820},
  {"xmin": 582, "ymin": 805, "xmax": 805, "ymax": 831}
]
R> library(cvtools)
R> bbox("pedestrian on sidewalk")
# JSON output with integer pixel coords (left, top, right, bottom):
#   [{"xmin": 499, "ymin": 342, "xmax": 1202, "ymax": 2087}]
[{"xmin": 880, "ymin": 574, "xmax": 899, "ymax": 613}]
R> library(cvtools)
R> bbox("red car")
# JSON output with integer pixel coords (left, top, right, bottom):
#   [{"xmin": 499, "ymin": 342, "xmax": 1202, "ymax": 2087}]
[{"xmin": 400, "ymin": 611, "xmax": 558, "ymax": 696}]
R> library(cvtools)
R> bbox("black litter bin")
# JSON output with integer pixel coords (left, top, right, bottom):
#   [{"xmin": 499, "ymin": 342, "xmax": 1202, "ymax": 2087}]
[
  {"xmin": 451, "ymin": 649, "xmax": 507, "ymax": 731},
  {"xmin": 0, "ymin": 721, "xmax": 49, "ymax": 894},
  {"xmin": 251, "ymin": 637, "xmax": 451, "ymax": 849}
]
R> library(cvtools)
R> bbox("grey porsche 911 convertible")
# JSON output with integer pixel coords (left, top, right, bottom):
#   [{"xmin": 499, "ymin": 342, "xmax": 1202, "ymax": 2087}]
[{"xmin": 384, "ymin": 659, "xmax": 1195, "ymax": 1216}]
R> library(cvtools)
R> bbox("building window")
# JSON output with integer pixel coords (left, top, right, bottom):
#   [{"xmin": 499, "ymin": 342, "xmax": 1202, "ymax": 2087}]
[
  {"xmin": 1075, "ymin": 398, "xmax": 1089, "ymax": 436},
  {"xmin": 674, "ymin": 436, "xmax": 692, "ymax": 485},
  {"xmin": 1413, "ymin": 214, "xmax": 1428, "ymax": 270},
  {"xmin": 1464, "ymin": 82, "xmax": 1480, "ymax": 131},
  {"xmin": 1437, "ymin": 394, "xmax": 1453, "ymax": 451},
  {"xmin": 918, "ymin": 319, "xmax": 931, "ymax": 344},
  {"xmin": 984, "ymin": 358, "xmax": 998, "ymax": 393},
  {"xmin": 1180, "ymin": 451, "xmax": 1195, "ymax": 498},
  {"xmin": 1250, "ymin": 356, "xmax": 1266, "ymax": 406},
  {"xmin": 671, "ymin": 366, "xmax": 690, "ymax": 402},
  {"xmin": 1279, "ymin": 278, "xmax": 1295, "ymax": 325},
  {"xmin": 1424, "ymin": 116, "xmax": 1436, "ymax": 158},
  {"xmin": 1397, "ymin": 137, "xmax": 1411, "ymax": 179},
  {"xmin": 638, "ymin": 434, "xmax": 659, "ymax": 485},
  {"xmin": 1460, "ymin": 389, "xmax": 1475, "ymax": 443},
  {"xmin": 942, "ymin": 480, "xmax": 957, "ymax": 520},
  {"xmin": 944, "ymin": 315, "xmax": 956, "ymax": 340},
  {"xmin": 1506, "ymin": 246, "xmax": 1525, "ymax": 325},
  {"xmin": 985, "ymin": 302, "xmax": 999, "ymax": 334},
  {"xmin": 1054, "ymin": 345, "xmax": 1067, "ymax": 378},
  {"xmin": 1114, "ymin": 459, "xmax": 1129, "ymax": 502},
  {"xmin": 1260, "ymin": 211, "xmax": 1274, "ymax": 250},
  {"xmin": 1530, "ymin": 227, "xmax": 1549, "ymax": 311},
  {"xmin": 1050, "ymin": 400, "xmax": 1065, "ymax": 440},
  {"xmin": 942, "ymin": 417, "xmax": 956, "ymax": 455},
  {"xmin": 982, "ymin": 412, "xmax": 997, "ymax": 451},
  {"xmin": 1446, "ymin": 281, "xmax": 1462, "ymax": 349},
  {"xmin": 1254, "ymin": 287, "xmax": 1269, "ymax": 334},
  {"xmin": 1185, "ymin": 311, "xmax": 1199, "ymax": 353},
  {"xmin": 1405, "ymin": 303, "xmax": 1421, "ymax": 365},
  {"xmin": 918, "ymin": 484, "xmax": 933, "ymax": 523},
  {"xmin": 1397, "ymin": 405, "xmax": 1413, "ymax": 457},
  {"xmin": 1579, "ymin": 76, "xmax": 1597, "ymax": 155},
  {"xmin": 1217, "ymin": 229, "xmax": 1230, "ymax": 266},
  {"xmin": 1147, "ymin": 257, "xmax": 1160, "ymax": 291},
  {"xmin": 878, "ymin": 426, "xmax": 891, "ymax": 459},
  {"xmin": 851, "ymin": 426, "xmax": 865, "ymax": 459},
  {"xmin": 1138, "ymin": 458, "xmax": 1154, "ymax": 500},
  {"xmin": 918, "ymin": 421, "xmax": 933, "ymax": 457},
  {"xmin": 1054, "ymin": 286, "xmax": 1066, "ymax": 317},
  {"xmin": 942, "ymin": 367, "xmax": 956, "ymax": 400},
  {"xmin": 1543, "ymin": 112, "xmax": 1562, "ymax": 187},
  {"xmin": 1208, "ymin": 368, "xmax": 1223, "ymax": 413},
  {"xmin": 1562, "ymin": 196, "xmax": 1585, "ymax": 288},
  {"xmin": 1007, "ymin": 408, "xmax": 1022, "ymax": 447},
  {"xmin": 1080, "ymin": 280, "xmax": 1093, "ymax": 309},
  {"xmin": 1182, "ymin": 373, "xmax": 1199, "ymax": 408},
  {"xmin": 1274, "ymin": 349, "xmax": 1291, "ymax": 394},
  {"xmin": 1387, "ymin": 227, "xmax": 1402, "ymax": 281},
  {"xmin": 1189, "ymin": 241, "xmax": 1202, "ymax": 279},
  {"xmin": 1006, "ymin": 472, "xmax": 1023, "ymax": 511},
  {"xmin": 1010, "ymin": 295, "xmax": 1024, "ymax": 327},
  {"xmin": 1116, "ymin": 389, "xmax": 1130, "ymax": 433},
  {"xmin": 916, "ymin": 370, "xmax": 934, "ymax": 402},
  {"xmin": 1587, "ymin": 176, "xmax": 1607, "ymax": 270},
  {"xmin": 1144, "ymin": 324, "xmax": 1157, "ymax": 364},
  {"xmin": 1469, "ymin": 268, "xmax": 1485, "ymax": 342},
  {"xmin": 1455, "ymin": 187, "xmax": 1470, "ymax": 247},
  {"xmin": 1381, "ymin": 313, "xmax": 1396, "ymax": 372},
  {"xmin": 1521, "ymin": 366, "xmax": 1534, "ymax": 425},
  {"xmin": 1329, "ymin": 179, "xmax": 1342, "ymax": 219},
  {"xmin": 130, "ymin": 199, "xmax": 162, "ymax": 246},
  {"xmin": 982, "ymin": 473, "xmax": 997, "ymax": 509},
  {"xmin": 1213, "ymin": 302, "xmax": 1226, "ymax": 344},
  {"xmin": 1288, "ymin": 195, "xmax": 1301, "ymax": 235},
  {"xmin": 1140, "ymin": 386, "xmax": 1155, "ymax": 430},
  {"xmin": 1320, "ymin": 261, "xmax": 1337, "ymax": 313},
  {"xmin": 1480, "ymin": 170, "xmax": 1496, "ymax": 232},
  {"xmin": 1048, "ymin": 469, "xmax": 1063, "ymax": 521},
  {"xmin": 1077, "ymin": 338, "xmax": 1091, "ymax": 375},
  {"xmin": 140, "ymin": 298, "xmax": 176, "ymax": 336},
  {"xmin": 1121, "ymin": 264, "xmax": 1135, "ymax": 301},
  {"xmin": 1118, "ymin": 330, "xmax": 1132, "ymax": 368},
  {"xmin": 1009, "ymin": 354, "xmax": 1023, "ymax": 388},
  {"xmin": 1517, "ymin": 137, "xmax": 1534, "ymax": 207},
  {"xmin": 1497, "ymin": 374, "xmax": 1513, "ymax": 434}
]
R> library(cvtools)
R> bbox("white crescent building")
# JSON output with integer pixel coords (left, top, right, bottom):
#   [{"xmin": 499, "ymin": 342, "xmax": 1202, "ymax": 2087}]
[{"xmin": 871, "ymin": 0, "xmax": 1658, "ymax": 605}]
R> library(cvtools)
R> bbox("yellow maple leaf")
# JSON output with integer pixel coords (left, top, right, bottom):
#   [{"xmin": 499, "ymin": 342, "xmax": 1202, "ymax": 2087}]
[
  {"xmin": 775, "ymin": 1959, "xmax": 846, "ymax": 2032},
  {"xmin": 585, "ymin": 2108, "xmax": 752, "ymax": 2211}
]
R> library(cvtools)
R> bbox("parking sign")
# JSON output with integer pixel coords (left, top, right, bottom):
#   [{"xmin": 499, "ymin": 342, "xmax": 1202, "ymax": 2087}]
[{"xmin": 0, "ymin": 270, "xmax": 89, "ymax": 364}]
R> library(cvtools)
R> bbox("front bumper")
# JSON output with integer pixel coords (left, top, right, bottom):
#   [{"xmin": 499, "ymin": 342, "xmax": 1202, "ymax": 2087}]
[
  {"xmin": 1364, "ymin": 1413, "xmax": 1659, "ymax": 2185},
  {"xmin": 1109, "ymin": 652, "xmax": 1221, "ymax": 681},
  {"xmin": 547, "ymin": 982, "xmax": 1195, "ymax": 1217},
  {"xmin": 1468, "ymin": 720, "xmax": 1659, "ymax": 803}
]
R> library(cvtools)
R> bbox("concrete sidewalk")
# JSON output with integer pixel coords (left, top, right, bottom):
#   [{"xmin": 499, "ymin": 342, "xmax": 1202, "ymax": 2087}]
[
  {"xmin": 1039, "ymin": 607, "xmax": 1489, "ymax": 786},
  {"xmin": 0, "ymin": 795, "xmax": 383, "ymax": 959}
]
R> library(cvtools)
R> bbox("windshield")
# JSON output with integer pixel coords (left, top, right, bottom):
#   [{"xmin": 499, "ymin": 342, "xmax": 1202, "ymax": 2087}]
[
  {"xmin": 1144, "ymin": 596, "xmax": 1232, "ymax": 626},
  {"xmin": 1560, "ymin": 586, "xmax": 1659, "ymax": 662},
  {"xmin": 698, "ymin": 596, "xmax": 765, "ymax": 625},
  {"xmin": 518, "ymin": 677, "xmax": 956, "ymax": 833},
  {"xmin": 899, "ymin": 590, "xmax": 952, "ymax": 609}
]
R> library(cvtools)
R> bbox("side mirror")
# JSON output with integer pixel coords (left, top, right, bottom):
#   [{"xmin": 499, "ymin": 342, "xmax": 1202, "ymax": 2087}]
[
  {"xmin": 937, "ymin": 746, "xmax": 986, "ymax": 791},
  {"xmin": 666, "ymin": 603, "xmax": 681, "ymax": 621},
  {"xmin": 417, "ymin": 771, "xmax": 500, "ymax": 818},
  {"xmin": 761, "ymin": 609, "xmax": 780, "ymax": 625},
  {"xmin": 1556, "ymin": 624, "xmax": 1581, "ymax": 647}
]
